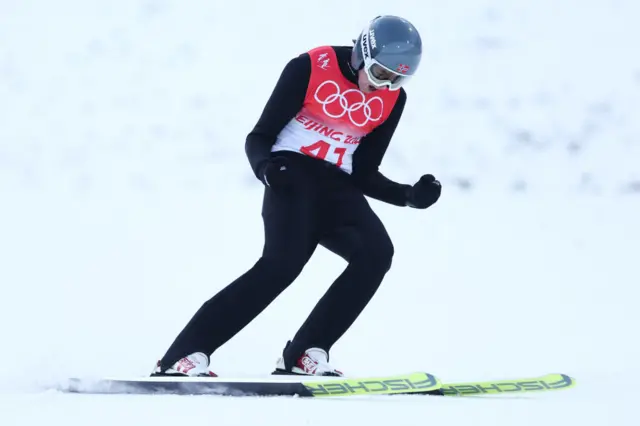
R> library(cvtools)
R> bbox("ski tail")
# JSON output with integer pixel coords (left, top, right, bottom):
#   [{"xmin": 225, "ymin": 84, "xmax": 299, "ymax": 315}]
[
  {"xmin": 440, "ymin": 373, "xmax": 576, "ymax": 396},
  {"xmin": 302, "ymin": 372, "xmax": 441, "ymax": 397}
]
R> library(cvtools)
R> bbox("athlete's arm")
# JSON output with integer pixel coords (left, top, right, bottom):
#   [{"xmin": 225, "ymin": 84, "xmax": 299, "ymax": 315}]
[
  {"xmin": 351, "ymin": 89, "xmax": 412, "ymax": 207},
  {"xmin": 245, "ymin": 54, "xmax": 310, "ymax": 180}
]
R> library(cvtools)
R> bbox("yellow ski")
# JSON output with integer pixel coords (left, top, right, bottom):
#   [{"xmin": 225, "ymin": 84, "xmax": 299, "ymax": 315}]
[
  {"xmin": 303, "ymin": 372, "xmax": 441, "ymax": 397},
  {"xmin": 440, "ymin": 373, "xmax": 576, "ymax": 396}
]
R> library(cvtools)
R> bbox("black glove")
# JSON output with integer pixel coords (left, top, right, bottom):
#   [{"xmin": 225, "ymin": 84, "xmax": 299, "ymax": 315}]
[
  {"xmin": 260, "ymin": 156, "xmax": 293, "ymax": 190},
  {"xmin": 405, "ymin": 174, "xmax": 441, "ymax": 209}
]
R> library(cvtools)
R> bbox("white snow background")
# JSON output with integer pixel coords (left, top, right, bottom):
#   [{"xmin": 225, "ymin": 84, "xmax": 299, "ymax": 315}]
[{"xmin": 0, "ymin": 0, "xmax": 638, "ymax": 424}]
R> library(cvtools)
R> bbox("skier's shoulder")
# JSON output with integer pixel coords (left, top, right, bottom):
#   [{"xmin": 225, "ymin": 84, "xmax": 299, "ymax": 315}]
[
  {"xmin": 280, "ymin": 45, "xmax": 348, "ymax": 81},
  {"xmin": 282, "ymin": 51, "xmax": 312, "ymax": 76},
  {"xmin": 293, "ymin": 45, "xmax": 351, "ymax": 63},
  {"xmin": 397, "ymin": 86, "xmax": 408, "ymax": 104},
  {"xmin": 329, "ymin": 45, "xmax": 353, "ymax": 59}
]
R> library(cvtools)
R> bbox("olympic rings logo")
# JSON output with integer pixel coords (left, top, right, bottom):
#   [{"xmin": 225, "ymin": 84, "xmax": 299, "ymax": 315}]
[{"xmin": 314, "ymin": 80, "xmax": 384, "ymax": 127}]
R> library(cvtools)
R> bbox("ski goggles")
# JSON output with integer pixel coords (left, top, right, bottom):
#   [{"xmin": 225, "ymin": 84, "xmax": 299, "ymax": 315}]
[{"xmin": 363, "ymin": 60, "xmax": 410, "ymax": 91}]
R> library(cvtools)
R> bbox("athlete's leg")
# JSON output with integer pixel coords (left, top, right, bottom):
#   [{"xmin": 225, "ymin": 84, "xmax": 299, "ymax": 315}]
[
  {"xmin": 159, "ymin": 183, "xmax": 321, "ymax": 371},
  {"xmin": 283, "ymin": 184, "xmax": 394, "ymax": 367}
]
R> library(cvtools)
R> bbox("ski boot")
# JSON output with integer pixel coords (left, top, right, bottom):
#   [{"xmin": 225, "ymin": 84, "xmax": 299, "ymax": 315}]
[
  {"xmin": 273, "ymin": 341, "xmax": 343, "ymax": 376},
  {"xmin": 151, "ymin": 352, "xmax": 217, "ymax": 377}
]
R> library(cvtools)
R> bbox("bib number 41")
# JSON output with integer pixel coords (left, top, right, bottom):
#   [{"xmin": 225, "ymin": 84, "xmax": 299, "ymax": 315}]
[{"xmin": 300, "ymin": 140, "xmax": 347, "ymax": 168}]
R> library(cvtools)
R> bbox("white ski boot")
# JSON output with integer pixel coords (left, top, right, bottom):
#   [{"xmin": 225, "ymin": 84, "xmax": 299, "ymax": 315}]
[
  {"xmin": 152, "ymin": 352, "xmax": 217, "ymax": 377},
  {"xmin": 274, "ymin": 347, "xmax": 343, "ymax": 376}
]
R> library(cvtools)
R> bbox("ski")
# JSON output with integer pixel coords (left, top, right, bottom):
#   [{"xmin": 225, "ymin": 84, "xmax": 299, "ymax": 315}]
[
  {"xmin": 58, "ymin": 372, "xmax": 575, "ymax": 397},
  {"xmin": 59, "ymin": 371, "xmax": 441, "ymax": 397},
  {"xmin": 438, "ymin": 373, "xmax": 576, "ymax": 396}
]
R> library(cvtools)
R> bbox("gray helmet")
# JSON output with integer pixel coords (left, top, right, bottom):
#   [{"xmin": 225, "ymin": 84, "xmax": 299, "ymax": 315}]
[{"xmin": 351, "ymin": 15, "xmax": 422, "ymax": 90}]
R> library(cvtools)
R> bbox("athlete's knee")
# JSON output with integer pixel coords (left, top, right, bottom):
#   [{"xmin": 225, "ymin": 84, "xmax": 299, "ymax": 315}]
[
  {"xmin": 354, "ymin": 233, "xmax": 394, "ymax": 272},
  {"xmin": 372, "ymin": 235, "xmax": 394, "ymax": 271}
]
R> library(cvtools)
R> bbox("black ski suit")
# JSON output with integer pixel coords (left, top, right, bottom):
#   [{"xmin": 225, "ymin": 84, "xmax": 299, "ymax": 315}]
[{"xmin": 158, "ymin": 45, "xmax": 441, "ymax": 372}]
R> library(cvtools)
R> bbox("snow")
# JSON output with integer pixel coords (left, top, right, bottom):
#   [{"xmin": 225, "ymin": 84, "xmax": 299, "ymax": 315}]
[{"xmin": 1, "ymin": 0, "xmax": 639, "ymax": 424}]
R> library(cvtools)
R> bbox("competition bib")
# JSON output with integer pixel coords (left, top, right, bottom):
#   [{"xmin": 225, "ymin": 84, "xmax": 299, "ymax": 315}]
[{"xmin": 271, "ymin": 46, "xmax": 400, "ymax": 174}]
